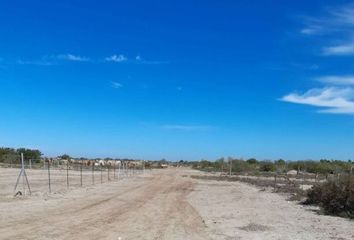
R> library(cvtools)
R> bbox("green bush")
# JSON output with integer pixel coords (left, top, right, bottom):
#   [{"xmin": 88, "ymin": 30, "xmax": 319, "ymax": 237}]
[
  {"xmin": 305, "ymin": 175, "xmax": 354, "ymax": 218},
  {"xmin": 259, "ymin": 161, "xmax": 275, "ymax": 172}
]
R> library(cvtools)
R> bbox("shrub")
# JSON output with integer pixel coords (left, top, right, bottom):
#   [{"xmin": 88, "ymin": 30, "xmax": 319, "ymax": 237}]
[
  {"xmin": 305, "ymin": 175, "xmax": 354, "ymax": 218},
  {"xmin": 259, "ymin": 161, "xmax": 275, "ymax": 172}
]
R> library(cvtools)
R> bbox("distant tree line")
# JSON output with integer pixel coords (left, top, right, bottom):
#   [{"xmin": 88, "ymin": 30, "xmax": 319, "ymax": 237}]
[
  {"xmin": 190, "ymin": 157, "xmax": 353, "ymax": 175},
  {"xmin": 0, "ymin": 147, "xmax": 42, "ymax": 164}
]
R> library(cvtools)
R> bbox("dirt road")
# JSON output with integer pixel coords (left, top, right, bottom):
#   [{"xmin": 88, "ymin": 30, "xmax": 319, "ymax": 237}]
[
  {"xmin": 0, "ymin": 168, "xmax": 353, "ymax": 240},
  {"xmin": 0, "ymin": 169, "xmax": 208, "ymax": 240}
]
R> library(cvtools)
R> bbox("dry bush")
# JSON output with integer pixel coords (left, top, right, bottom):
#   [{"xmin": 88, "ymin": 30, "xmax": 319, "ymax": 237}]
[
  {"xmin": 305, "ymin": 175, "xmax": 354, "ymax": 218},
  {"xmin": 190, "ymin": 175, "xmax": 307, "ymax": 200},
  {"xmin": 239, "ymin": 223, "xmax": 270, "ymax": 232}
]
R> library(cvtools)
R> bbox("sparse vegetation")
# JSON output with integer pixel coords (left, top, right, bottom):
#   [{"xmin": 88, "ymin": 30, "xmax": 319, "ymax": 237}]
[
  {"xmin": 192, "ymin": 157, "xmax": 353, "ymax": 176},
  {"xmin": 191, "ymin": 157, "xmax": 354, "ymax": 219},
  {"xmin": 0, "ymin": 147, "xmax": 42, "ymax": 164},
  {"xmin": 305, "ymin": 175, "xmax": 354, "ymax": 218}
]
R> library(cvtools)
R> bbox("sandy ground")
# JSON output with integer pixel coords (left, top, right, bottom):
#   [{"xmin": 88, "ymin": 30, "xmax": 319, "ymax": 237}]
[{"xmin": 0, "ymin": 168, "xmax": 353, "ymax": 240}]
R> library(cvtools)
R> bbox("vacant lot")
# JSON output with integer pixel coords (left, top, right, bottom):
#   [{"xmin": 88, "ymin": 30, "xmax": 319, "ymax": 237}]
[{"xmin": 0, "ymin": 168, "xmax": 353, "ymax": 240}]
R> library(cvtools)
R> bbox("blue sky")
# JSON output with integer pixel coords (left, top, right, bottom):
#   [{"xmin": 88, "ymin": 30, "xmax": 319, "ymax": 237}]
[{"xmin": 1, "ymin": 0, "xmax": 354, "ymax": 160}]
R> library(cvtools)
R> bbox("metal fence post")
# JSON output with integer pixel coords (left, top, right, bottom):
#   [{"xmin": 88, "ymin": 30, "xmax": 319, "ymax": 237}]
[
  {"xmin": 66, "ymin": 161, "xmax": 69, "ymax": 189},
  {"xmin": 100, "ymin": 164, "xmax": 103, "ymax": 184},
  {"xmin": 107, "ymin": 164, "xmax": 110, "ymax": 181},
  {"xmin": 80, "ymin": 160, "xmax": 83, "ymax": 187},
  {"xmin": 48, "ymin": 161, "xmax": 51, "ymax": 193},
  {"xmin": 92, "ymin": 161, "xmax": 95, "ymax": 185},
  {"xmin": 113, "ymin": 161, "xmax": 116, "ymax": 180}
]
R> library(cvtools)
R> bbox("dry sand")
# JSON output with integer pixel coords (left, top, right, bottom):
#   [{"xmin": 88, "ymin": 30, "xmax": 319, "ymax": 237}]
[{"xmin": 0, "ymin": 167, "xmax": 353, "ymax": 240}]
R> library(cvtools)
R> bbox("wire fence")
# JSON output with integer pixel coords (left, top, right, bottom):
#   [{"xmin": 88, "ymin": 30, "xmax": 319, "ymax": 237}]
[{"xmin": 0, "ymin": 156, "xmax": 145, "ymax": 197}]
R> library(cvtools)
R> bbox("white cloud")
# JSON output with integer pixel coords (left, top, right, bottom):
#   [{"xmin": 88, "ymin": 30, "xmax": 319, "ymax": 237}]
[
  {"xmin": 17, "ymin": 59, "xmax": 54, "ymax": 66},
  {"xmin": 331, "ymin": 4, "xmax": 354, "ymax": 25},
  {"xmin": 301, "ymin": 3, "xmax": 354, "ymax": 35},
  {"xmin": 111, "ymin": 82, "xmax": 123, "ymax": 89},
  {"xmin": 300, "ymin": 25, "xmax": 325, "ymax": 35},
  {"xmin": 134, "ymin": 55, "xmax": 168, "ymax": 65},
  {"xmin": 300, "ymin": 3, "xmax": 354, "ymax": 55},
  {"xmin": 57, "ymin": 54, "xmax": 90, "ymax": 62},
  {"xmin": 18, "ymin": 54, "xmax": 90, "ymax": 65},
  {"xmin": 161, "ymin": 124, "xmax": 213, "ymax": 131},
  {"xmin": 105, "ymin": 54, "xmax": 127, "ymax": 62},
  {"xmin": 281, "ymin": 87, "xmax": 354, "ymax": 114},
  {"xmin": 286, "ymin": 3, "xmax": 354, "ymax": 115},
  {"xmin": 317, "ymin": 75, "xmax": 354, "ymax": 85},
  {"xmin": 322, "ymin": 43, "xmax": 354, "ymax": 55}
]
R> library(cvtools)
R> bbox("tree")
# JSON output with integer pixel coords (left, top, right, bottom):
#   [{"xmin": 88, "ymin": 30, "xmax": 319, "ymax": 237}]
[
  {"xmin": 17, "ymin": 148, "xmax": 42, "ymax": 160},
  {"xmin": 259, "ymin": 161, "xmax": 275, "ymax": 172},
  {"xmin": 246, "ymin": 158, "xmax": 258, "ymax": 164},
  {"xmin": 58, "ymin": 154, "xmax": 71, "ymax": 160},
  {"xmin": 276, "ymin": 159, "xmax": 285, "ymax": 165}
]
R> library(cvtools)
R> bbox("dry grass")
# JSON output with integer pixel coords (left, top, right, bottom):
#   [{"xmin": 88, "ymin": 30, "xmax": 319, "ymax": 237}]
[
  {"xmin": 239, "ymin": 223, "xmax": 271, "ymax": 232},
  {"xmin": 305, "ymin": 175, "xmax": 354, "ymax": 218},
  {"xmin": 190, "ymin": 175, "xmax": 307, "ymax": 200}
]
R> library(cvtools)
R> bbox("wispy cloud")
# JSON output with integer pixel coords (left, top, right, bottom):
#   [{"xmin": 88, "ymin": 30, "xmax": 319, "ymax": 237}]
[
  {"xmin": 317, "ymin": 75, "xmax": 354, "ymax": 85},
  {"xmin": 322, "ymin": 43, "xmax": 354, "ymax": 56},
  {"xmin": 57, "ymin": 54, "xmax": 90, "ymax": 62},
  {"xmin": 161, "ymin": 124, "xmax": 214, "ymax": 131},
  {"xmin": 281, "ymin": 87, "xmax": 354, "ymax": 114},
  {"xmin": 284, "ymin": 3, "xmax": 354, "ymax": 115},
  {"xmin": 17, "ymin": 59, "xmax": 54, "ymax": 66},
  {"xmin": 134, "ymin": 55, "xmax": 168, "ymax": 65},
  {"xmin": 16, "ymin": 54, "xmax": 166, "ymax": 66},
  {"xmin": 300, "ymin": 3, "xmax": 354, "ymax": 55},
  {"xmin": 18, "ymin": 54, "xmax": 90, "ymax": 65},
  {"xmin": 111, "ymin": 81, "xmax": 123, "ymax": 89},
  {"xmin": 301, "ymin": 24, "xmax": 326, "ymax": 35},
  {"xmin": 301, "ymin": 3, "xmax": 354, "ymax": 35},
  {"xmin": 105, "ymin": 54, "xmax": 127, "ymax": 62}
]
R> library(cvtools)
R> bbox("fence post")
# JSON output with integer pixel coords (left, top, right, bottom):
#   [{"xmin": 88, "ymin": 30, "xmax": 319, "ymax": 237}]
[
  {"xmin": 274, "ymin": 174, "xmax": 277, "ymax": 191},
  {"xmin": 107, "ymin": 164, "xmax": 110, "ymax": 181},
  {"xmin": 80, "ymin": 160, "xmax": 83, "ymax": 187},
  {"xmin": 114, "ymin": 162, "xmax": 116, "ymax": 180},
  {"xmin": 126, "ymin": 162, "xmax": 128, "ymax": 177},
  {"xmin": 347, "ymin": 165, "xmax": 352, "ymax": 204},
  {"xmin": 66, "ymin": 161, "xmax": 69, "ymax": 189},
  {"xmin": 48, "ymin": 161, "xmax": 51, "ymax": 193},
  {"xmin": 118, "ymin": 162, "xmax": 121, "ymax": 180},
  {"xmin": 302, "ymin": 172, "xmax": 305, "ymax": 190},
  {"xmin": 92, "ymin": 161, "xmax": 95, "ymax": 185},
  {"xmin": 100, "ymin": 164, "xmax": 103, "ymax": 184}
]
